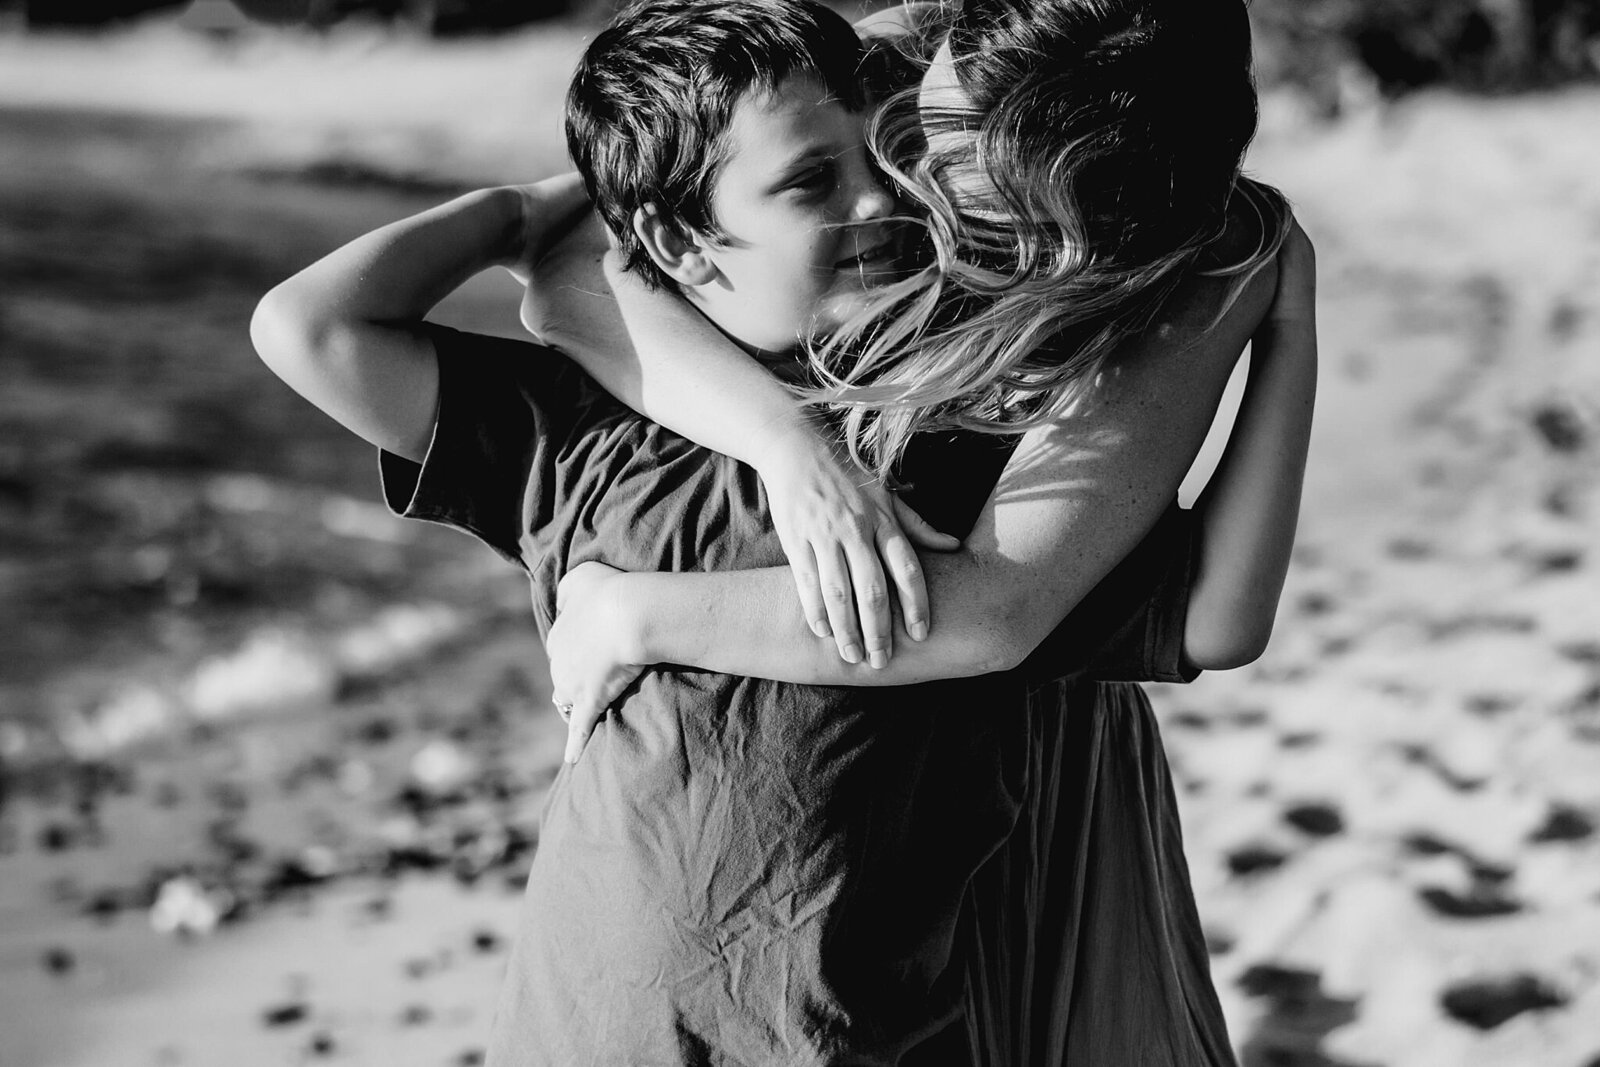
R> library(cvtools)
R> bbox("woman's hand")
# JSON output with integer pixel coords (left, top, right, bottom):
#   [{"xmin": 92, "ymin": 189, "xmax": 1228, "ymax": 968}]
[
  {"xmin": 754, "ymin": 436, "xmax": 960, "ymax": 668},
  {"xmin": 549, "ymin": 561, "xmax": 646, "ymax": 764}
]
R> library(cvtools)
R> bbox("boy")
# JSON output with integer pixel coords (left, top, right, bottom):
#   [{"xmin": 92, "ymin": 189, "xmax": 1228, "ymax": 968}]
[{"xmin": 252, "ymin": 0, "xmax": 1308, "ymax": 1060}]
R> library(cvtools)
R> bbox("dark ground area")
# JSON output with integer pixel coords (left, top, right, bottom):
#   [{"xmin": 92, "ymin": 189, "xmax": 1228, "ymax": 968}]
[{"xmin": 0, "ymin": 105, "xmax": 525, "ymax": 747}]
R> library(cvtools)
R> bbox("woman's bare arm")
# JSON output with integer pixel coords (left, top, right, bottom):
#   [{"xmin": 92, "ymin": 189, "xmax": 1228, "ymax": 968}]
[
  {"xmin": 525, "ymin": 212, "xmax": 955, "ymax": 665},
  {"xmin": 1183, "ymin": 222, "xmax": 1316, "ymax": 667},
  {"xmin": 548, "ymin": 265, "xmax": 1276, "ymax": 758}
]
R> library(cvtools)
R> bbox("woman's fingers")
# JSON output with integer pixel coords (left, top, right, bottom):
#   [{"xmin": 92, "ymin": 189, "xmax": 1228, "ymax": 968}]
[
  {"xmin": 844, "ymin": 538, "xmax": 893, "ymax": 668},
  {"xmin": 877, "ymin": 526, "xmax": 929, "ymax": 643},
  {"xmin": 563, "ymin": 702, "xmax": 604, "ymax": 764},
  {"xmin": 892, "ymin": 495, "xmax": 961, "ymax": 552},
  {"xmin": 814, "ymin": 543, "xmax": 864, "ymax": 664},
  {"xmin": 779, "ymin": 531, "xmax": 831, "ymax": 639}
]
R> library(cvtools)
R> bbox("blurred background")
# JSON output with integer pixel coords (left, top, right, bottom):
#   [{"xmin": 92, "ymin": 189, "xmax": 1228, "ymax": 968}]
[{"xmin": 0, "ymin": 1, "xmax": 1597, "ymax": 1065}]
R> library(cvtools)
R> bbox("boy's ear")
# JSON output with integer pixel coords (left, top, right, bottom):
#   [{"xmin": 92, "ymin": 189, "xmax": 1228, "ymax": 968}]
[{"xmin": 632, "ymin": 204, "xmax": 719, "ymax": 288}]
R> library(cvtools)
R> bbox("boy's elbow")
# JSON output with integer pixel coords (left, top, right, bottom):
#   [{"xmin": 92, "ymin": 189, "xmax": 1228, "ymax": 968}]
[
  {"xmin": 251, "ymin": 283, "xmax": 353, "ymax": 387},
  {"xmin": 250, "ymin": 284, "xmax": 309, "ymax": 378}
]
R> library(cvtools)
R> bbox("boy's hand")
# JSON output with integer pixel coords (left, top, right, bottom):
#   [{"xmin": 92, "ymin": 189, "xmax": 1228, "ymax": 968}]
[
  {"xmin": 549, "ymin": 561, "xmax": 645, "ymax": 765},
  {"xmin": 519, "ymin": 213, "xmax": 618, "ymax": 355},
  {"xmin": 755, "ymin": 437, "xmax": 960, "ymax": 668},
  {"xmin": 501, "ymin": 173, "xmax": 592, "ymax": 288}
]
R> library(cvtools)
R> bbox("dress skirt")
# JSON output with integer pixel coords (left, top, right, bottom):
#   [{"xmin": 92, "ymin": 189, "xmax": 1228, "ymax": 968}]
[{"xmin": 963, "ymin": 679, "xmax": 1237, "ymax": 1067}]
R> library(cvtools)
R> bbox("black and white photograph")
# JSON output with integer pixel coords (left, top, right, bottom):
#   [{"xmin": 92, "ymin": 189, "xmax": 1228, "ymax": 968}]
[{"xmin": 1, "ymin": 0, "xmax": 1597, "ymax": 1063}]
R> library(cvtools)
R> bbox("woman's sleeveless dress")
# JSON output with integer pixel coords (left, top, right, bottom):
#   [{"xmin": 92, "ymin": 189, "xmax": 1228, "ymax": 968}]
[{"xmin": 963, "ymin": 678, "xmax": 1237, "ymax": 1067}]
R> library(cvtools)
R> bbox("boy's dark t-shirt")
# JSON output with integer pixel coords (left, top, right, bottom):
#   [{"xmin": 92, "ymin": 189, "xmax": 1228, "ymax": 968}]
[{"xmin": 381, "ymin": 325, "xmax": 1198, "ymax": 1065}]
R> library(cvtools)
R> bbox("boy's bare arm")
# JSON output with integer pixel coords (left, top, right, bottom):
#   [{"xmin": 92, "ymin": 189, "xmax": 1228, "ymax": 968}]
[
  {"xmin": 251, "ymin": 176, "xmax": 587, "ymax": 462},
  {"xmin": 1183, "ymin": 222, "xmax": 1317, "ymax": 668}
]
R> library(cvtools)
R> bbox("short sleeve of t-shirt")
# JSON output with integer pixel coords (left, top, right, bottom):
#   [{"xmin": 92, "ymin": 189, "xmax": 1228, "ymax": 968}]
[
  {"xmin": 378, "ymin": 323, "xmax": 588, "ymax": 569},
  {"xmin": 1018, "ymin": 503, "xmax": 1201, "ymax": 686}
]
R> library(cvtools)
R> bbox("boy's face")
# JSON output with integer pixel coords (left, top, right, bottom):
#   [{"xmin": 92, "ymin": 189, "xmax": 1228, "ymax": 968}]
[{"xmin": 677, "ymin": 75, "xmax": 902, "ymax": 355}]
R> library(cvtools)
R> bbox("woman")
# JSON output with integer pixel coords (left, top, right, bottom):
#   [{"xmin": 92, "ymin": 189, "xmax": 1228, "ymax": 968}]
[{"xmin": 532, "ymin": 0, "xmax": 1313, "ymax": 1061}]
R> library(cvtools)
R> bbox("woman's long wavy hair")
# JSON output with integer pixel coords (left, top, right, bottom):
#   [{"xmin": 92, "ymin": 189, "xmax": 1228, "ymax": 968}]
[{"xmin": 806, "ymin": 0, "xmax": 1292, "ymax": 480}]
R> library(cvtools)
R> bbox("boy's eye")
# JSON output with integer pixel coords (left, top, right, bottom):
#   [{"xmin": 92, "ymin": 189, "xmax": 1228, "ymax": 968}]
[{"xmin": 787, "ymin": 163, "xmax": 836, "ymax": 196}]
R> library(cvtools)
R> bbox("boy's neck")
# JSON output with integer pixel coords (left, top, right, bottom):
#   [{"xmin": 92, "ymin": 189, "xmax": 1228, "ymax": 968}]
[{"xmin": 686, "ymin": 292, "xmax": 807, "ymax": 371}]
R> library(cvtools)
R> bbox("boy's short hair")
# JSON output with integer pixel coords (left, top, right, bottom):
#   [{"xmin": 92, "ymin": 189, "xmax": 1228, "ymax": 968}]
[{"xmin": 565, "ymin": 0, "xmax": 866, "ymax": 289}]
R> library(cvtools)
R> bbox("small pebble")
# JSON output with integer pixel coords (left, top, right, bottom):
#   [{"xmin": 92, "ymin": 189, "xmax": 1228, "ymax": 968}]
[
  {"xmin": 355, "ymin": 718, "xmax": 397, "ymax": 745},
  {"xmin": 1386, "ymin": 538, "xmax": 1434, "ymax": 560},
  {"xmin": 1283, "ymin": 802, "xmax": 1344, "ymax": 837},
  {"xmin": 1557, "ymin": 641, "xmax": 1600, "ymax": 665},
  {"xmin": 1226, "ymin": 845, "xmax": 1288, "ymax": 877},
  {"xmin": 1416, "ymin": 882, "xmax": 1521, "ymax": 919},
  {"xmin": 1298, "ymin": 591, "xmax": 1336, "ymax": 616},
  {"xmin": 1531, "ymin": 548, "xmax": 1583, "ymax": 574},
  {"xmin": 1530, "ymin": 403, "xmax": 1586, "ymax": 453},
  {"xmin": 150, "ymin": 876, "xmax": 227, "ymax": 937},
  {"xmin": 1528, "ymin": 805, "xmax": 1594, "ymax": 844},
  {"xmin": 38, "ymin": 822, "xmax": 75, "ymax": 852},
  {"xmin": 1204, "ymin": 928, "xmax": 1236, "ymax": 956},
  {"xmin": 41, "ymin": 946, "xmax": 75, "ymax": 976},
  {"xmin": 83, "ymin": 890, "xmax": 122, "ymax": 923},
  {"xmin": 262, "ymin": 1002, "xmax": 308, "ymax": 1028}
]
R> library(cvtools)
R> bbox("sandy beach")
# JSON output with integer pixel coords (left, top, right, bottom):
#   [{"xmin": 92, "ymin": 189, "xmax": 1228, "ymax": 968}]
[{"xmin": 1, "ymin": 16, "xmax": 1597, "ymax": 1067}]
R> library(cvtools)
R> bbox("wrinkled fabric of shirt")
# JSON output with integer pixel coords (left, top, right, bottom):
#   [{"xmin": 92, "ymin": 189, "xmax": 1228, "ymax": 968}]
[{"xmin": 381, "ymin": 326, "xmax": 1198, "ymax": 1066}]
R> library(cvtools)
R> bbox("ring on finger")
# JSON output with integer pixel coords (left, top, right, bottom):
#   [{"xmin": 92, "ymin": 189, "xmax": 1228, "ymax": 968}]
[{"xmin": 553, "ymin": 699, "xmax": 574, "ymax": 722}]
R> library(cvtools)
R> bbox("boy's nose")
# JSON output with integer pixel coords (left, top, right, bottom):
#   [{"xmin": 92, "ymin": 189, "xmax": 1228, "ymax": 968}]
[
  {"xmin": 854, "ymin": 182, "xmax": 896, "ymax": 221},
  {"xmin": 846, "ymin": 167, "xmax": 897, "ymax": 222}
]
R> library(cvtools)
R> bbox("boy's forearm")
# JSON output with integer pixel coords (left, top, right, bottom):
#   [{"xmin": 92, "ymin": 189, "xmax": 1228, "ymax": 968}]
[
  {"xmin": 252, "ymin": 187, "xmax": 529, "ymax": 460},
  {"xmin": 1185, "ymin": 313, "xmax": 1317, "ymax": 667},
  {"xmin": 281, "ymin": 187, "xmax": 524, "ymax": 326}
]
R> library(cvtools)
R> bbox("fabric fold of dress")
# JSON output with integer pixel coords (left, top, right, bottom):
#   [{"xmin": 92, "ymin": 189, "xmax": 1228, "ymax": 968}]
[{"xmin": 962, "ymin": 679, "xmax": 1236, "ymax": 1067}]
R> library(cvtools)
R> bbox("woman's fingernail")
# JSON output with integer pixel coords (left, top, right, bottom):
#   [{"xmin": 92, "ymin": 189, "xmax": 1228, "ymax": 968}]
[
  {"xmin": 909, "ymin": 621, "xmax": 927, "ymax": 641},
  {"xmin": 869, "ymin": 650, "xmax": 888, "ymax": 670},
  {"xmin": 813, "ymin": 620, "xmax": 832, "ymax": 638},
  {"xmin": 842, "ymin": 643, "xmax": 863, "ymax": 664}
]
